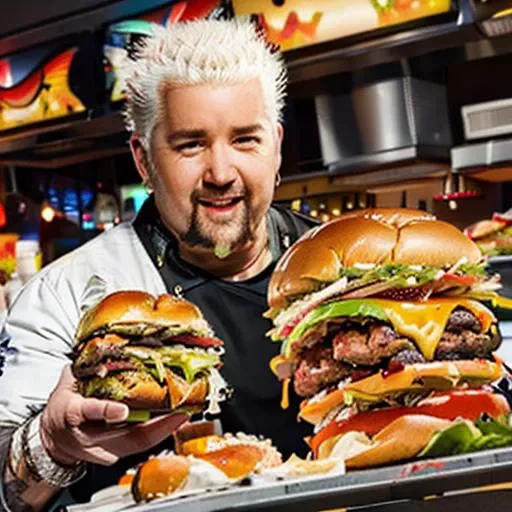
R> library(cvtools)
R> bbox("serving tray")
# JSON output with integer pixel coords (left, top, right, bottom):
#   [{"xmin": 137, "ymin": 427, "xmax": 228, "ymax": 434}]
[{"xmin": 67, "ymin": 447, "xmax": 512, "ymax": 512}]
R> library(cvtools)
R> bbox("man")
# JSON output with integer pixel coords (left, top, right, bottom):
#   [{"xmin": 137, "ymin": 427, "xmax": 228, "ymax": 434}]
[{"xmin": 0, "ymin": 19, "xmax": 316, "ymax": 511}]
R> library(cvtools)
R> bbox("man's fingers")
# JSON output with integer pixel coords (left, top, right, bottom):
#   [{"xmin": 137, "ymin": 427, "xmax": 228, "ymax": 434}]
[
  {"xmin": 75, "ymin": 411, "xmax": 189, "ymax": 446},
  {"xmin": 81, "ymin": 398, "xmax": 129, "ymax": 423},
  {"xmin": 65, "ymin": 397, "xmax": 129, "ymax": 427}
]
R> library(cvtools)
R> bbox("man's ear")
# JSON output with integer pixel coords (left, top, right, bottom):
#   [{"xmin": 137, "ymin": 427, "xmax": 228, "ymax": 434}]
[
  {"xmin": 129, "ymin": 134, "xmax": 151, "ymax": 184},
  {"xmin": 275, "ymin": 122, "xmax": 284, "ymax": 172}
]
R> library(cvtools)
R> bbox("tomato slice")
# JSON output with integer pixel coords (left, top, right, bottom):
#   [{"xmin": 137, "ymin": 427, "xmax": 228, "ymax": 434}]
[
  {"xmin": 169, "ymin": 334, "xmax": 223, "ymax": 348},
  {"xmin": 441, "ymin": 273, "xmax": 479, "ymax": 286},
  {"xmin": 310, "ymin": 389, "xmax": 509, "ymax": 457}
]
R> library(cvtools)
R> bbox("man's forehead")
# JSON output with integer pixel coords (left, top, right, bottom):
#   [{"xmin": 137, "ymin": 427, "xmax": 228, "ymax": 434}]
[{"xmin": 160, "ymin": 80, "xmax": 272, "ymax": 131}]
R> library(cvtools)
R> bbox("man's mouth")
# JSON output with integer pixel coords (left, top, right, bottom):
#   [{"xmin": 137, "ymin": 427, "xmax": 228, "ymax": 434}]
[{"xmin": 197, "ymin": 196, "xmax": 244, "ymax": 211}]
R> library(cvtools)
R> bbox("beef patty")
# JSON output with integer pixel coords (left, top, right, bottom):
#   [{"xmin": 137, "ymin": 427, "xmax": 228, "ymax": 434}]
[{"xmin": 292, "ymin": 308, "xmax": 498, "ymax": 398}]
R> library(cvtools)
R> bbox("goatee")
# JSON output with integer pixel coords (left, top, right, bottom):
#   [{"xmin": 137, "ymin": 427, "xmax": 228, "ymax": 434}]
[{"xmin": 181, "ymin": 196, "xmax": 253, "ymax": 251}]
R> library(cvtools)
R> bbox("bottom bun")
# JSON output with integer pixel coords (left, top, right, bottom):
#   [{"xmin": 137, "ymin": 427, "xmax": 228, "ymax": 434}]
[{"xmin": 319, "ymin": 415, "xmax": 451, "ymax": 468}]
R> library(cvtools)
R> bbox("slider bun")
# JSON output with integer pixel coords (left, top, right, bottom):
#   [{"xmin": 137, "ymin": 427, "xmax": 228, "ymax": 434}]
[
  {"xmin": 268, "ymin": 208, "xmax": 482, "ymax": 309},
  {"xmin": 132, "ymin": 444, "xmax": 276, "ymax": 502},
  {"xmin": 177, "ymin": 433, "xmax": 283, "ymax": 471},
  {"xmin": 197, "ymin": 445, "xmax": 266, "ymax": 479},
  {"xmin": 132, "ymin": 455, "xmax": 190, "ymax": 502},
  {"xmin": 76, "ymin": 291, "xmax": 206, "ymax": 343}
]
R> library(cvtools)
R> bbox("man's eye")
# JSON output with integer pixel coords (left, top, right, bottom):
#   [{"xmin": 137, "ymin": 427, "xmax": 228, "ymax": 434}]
[
  {"xmin": 176, "ymin": 141, "xmax": 204, "ymax": 152},
  {"xmin": 234, "ymin": 136, "xmax": 259, "ymax": 147}
]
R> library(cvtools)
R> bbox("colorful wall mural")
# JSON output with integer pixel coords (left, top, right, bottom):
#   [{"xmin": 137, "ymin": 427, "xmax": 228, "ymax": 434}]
[
  {"xmin": 0, "ymin": 44, "xmax": 87, "ymax": 132},
  {"xmin": 232, "ymin": 0, "xmax": 452, "ymax": 52}
]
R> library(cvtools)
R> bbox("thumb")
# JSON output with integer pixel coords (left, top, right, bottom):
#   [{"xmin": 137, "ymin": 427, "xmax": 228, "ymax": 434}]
[
  {"xmin": 66, "ymin": 396, "xmax": 129, "ymax": 427},
  {"xmin": 81, "ymin": 398, "xmax": 129, "ymax": 423}
]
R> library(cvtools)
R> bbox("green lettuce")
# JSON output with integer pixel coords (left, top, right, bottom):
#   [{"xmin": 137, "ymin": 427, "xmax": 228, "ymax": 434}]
[
  {"xmin": 123, "ymin": 346, "xmax": 220, "ymax": 384},
  {"xmin": 285, "ymin": 300, "xmax": 388, "ymax": 351},
  {"xmin": 339, "ymin": 262, "xmax": 488, "ymax": 285},
  {"xmin": 419, "ymin": 416, "xmax": 512, "ymax": 459},
  {"xmin": 159, "ymin": 346, "xmax": 220, "ymax": 383}
]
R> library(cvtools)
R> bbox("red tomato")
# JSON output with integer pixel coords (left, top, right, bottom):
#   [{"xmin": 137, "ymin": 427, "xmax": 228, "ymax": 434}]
[
  {"xmin": 310, "ymin": 389, "xmax": 509, "ymax": 456},
  {"xmin": 441, "ymin": 273, "xmax": 479, "ymax": 286},
  {"xmin": 170, "ymin": 334, "xmax": 223, "ymax": 348}
]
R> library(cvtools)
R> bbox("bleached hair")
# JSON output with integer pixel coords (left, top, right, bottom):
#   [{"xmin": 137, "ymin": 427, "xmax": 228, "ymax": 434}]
[{"xmin": 122, "ymin": 18, "xmax": 287, "ymax": 149}]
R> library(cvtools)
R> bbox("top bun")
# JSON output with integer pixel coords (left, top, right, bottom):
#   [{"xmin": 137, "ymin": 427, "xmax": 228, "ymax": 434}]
[
  {"xmin": 268, "ymin": 208, "xmax": 482, "ymax": 309},
  {"xmin": 465, "ymin": 219, "xmax": 505, "ymax": 240},
  {"xmin": 76, "ymin": 291, "xmax": 208, "ymax": 343}
]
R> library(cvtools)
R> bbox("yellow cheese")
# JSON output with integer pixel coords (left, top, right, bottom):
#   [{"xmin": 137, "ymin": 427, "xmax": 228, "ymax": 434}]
[
  {"xmin": 281, "ymin": 378, "xmax": 290, "ymax": 410},
  {"xmin": 492, "ymin": 295, "xmax": 512, "ymax": 310},
  {"xmin": 371, "ymin": 298, "xmax": 496, "ymax": 360}
]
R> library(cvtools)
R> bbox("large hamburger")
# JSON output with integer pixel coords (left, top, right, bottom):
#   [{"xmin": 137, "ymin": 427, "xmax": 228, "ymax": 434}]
[
  {"xmin": 72, "ymin": 291, "xmax": 229, "ymax": 416},
  {"xmin": 266, "ymin": 208, "xmax": 511, "ymax": 468}
]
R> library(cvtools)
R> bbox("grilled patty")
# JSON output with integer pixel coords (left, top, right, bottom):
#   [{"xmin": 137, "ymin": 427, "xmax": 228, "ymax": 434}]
[{"xmin": 293, "ymin": 308, "xmax": 497, "ymax": 398}]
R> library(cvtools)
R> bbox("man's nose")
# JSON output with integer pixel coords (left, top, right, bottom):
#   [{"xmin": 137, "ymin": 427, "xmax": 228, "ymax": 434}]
[{"xmin": 203, "ymin": 144, "xmax": 238, "ymax": 186}]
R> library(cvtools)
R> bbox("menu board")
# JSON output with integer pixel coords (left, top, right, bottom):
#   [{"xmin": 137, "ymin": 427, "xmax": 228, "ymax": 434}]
[
  {"xmin": 0, "ymin": 38, "xmax": 93, "ymax": 132},
  {"xmin": 104, "ymin": 0, "xmax": 228, "ymax": 103},
  {"xmin": 232, "ymin": 0, "xmax": 452, "ymax": 52}
]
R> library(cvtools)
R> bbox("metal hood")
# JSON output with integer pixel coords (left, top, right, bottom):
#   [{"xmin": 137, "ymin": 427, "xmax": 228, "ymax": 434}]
[
  {"xmin": 452, "ymin": 137, "xmax": 512, "ymax": 183},
  {"xmin": 452, "ymin": 95, "xmax": 512, "ymax": 181},
  {"xmin": 314, "ymin": 76, "xmax": 452, "ymax": 184}
]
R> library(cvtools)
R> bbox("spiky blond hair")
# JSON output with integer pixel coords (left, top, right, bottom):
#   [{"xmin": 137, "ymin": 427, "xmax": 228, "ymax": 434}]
[{"xmin": 122, "ymin": 18, "xmax": 287, "ymax": 149}]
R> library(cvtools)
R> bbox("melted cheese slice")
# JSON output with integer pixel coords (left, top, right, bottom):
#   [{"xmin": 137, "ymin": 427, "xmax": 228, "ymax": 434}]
[{"xmin": 370, "ymin": 298, "xmax": 496, "ymax": 360}]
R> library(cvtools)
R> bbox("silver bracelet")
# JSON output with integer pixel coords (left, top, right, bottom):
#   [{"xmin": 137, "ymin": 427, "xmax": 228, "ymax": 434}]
[{"xmin": 22, "ymin": 413, "xmax": 87, "ymax": 488}]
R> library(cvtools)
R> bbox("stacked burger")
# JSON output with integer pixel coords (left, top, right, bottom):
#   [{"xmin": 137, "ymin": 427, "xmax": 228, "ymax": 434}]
[
  {"xmin": 266, "ymin": 208, "xmax": 512, "ymax": 468},
  {"xmin": 72, "ymin": 291, "xmax": 229, "ymax": 418}
]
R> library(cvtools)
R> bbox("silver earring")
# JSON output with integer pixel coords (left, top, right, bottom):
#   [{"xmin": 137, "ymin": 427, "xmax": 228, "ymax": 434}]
[
  {"xmin": 143, "ymin": 180, "xmax": 153, "ymax": 193},
  {"xmin": 275, "ymin": 173, "xmax": 281, "ymax": 187}
]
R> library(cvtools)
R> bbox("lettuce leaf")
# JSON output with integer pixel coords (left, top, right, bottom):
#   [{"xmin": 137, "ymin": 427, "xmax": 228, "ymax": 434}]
[
  {"xmin": 419, "ymin": 415, "xmax": 512, "ymax": 459},
  {"xmin": 286, "ymin": 300, "xmax": 388, "ymax": 348},
  {"xmin": 419, "ymin": 421, "xmax": 481, "ymax": 458},
  {"xmin": 339, "ymin": 262, "xmax": 488, "ymax": 285},
  {"xmin": 159, "ymin": 346, "xmax": 220, "ymax": 383}
]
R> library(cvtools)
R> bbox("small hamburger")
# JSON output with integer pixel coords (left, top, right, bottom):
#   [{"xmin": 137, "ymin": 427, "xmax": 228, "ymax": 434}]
[
  {"xmin": 465, "ymin": 210, "xmax": 512, "ymax": 257},
  {"xmin": 266, "ymin": 208, "xmax": 511, "ymax": 468},
  {"xmin": 72, "ymin": 291, "xmax": 229, "ymax": 416}
]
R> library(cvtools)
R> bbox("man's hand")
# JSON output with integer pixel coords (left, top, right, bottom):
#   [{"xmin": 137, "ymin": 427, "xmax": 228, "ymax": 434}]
[{"xmin": 40, "ymin": 365, "xmax": 189, "ymax": 466}]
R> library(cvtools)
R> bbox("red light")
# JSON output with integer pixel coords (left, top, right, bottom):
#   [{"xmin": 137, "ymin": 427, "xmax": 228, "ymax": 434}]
[
  {"xmin": 0, "ymin": 202, "xmax": 6, "ymax": 228},
  {"xmin": 433, "ymin": 191, "xmax": 480, "ymax": 201}
]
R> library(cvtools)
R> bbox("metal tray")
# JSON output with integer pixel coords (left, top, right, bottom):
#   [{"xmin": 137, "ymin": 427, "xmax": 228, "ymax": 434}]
[{"xmin": 69, "ymin": 447, "xmax": 512, "ymax": 512}]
